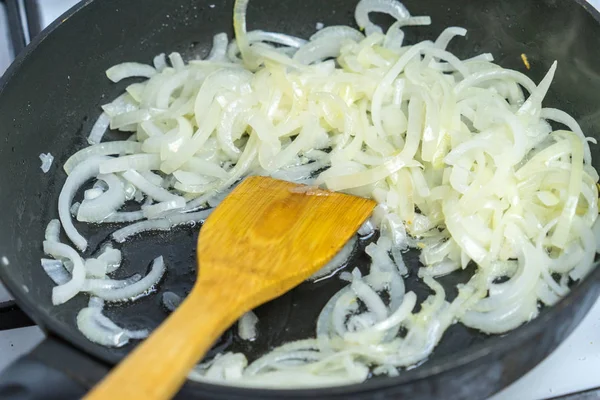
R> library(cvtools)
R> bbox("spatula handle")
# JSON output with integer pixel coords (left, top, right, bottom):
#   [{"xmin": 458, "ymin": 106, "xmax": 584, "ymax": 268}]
[{"xmin": 84, "ymin": 289, "xmax": 236, "ymax": 400}]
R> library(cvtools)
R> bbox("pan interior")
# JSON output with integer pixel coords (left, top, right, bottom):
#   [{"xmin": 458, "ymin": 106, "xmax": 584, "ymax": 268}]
[{"xmin": 0, "ymin": 0, "xmax": 599, "ymax": 384}]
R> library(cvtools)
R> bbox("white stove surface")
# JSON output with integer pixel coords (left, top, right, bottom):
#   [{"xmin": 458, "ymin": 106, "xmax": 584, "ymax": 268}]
[
  {"xmin": 0, "ymin": 3, "xmax": 12, "ymax": 75},
  {"xmin": 1, "ymin": 1, "xmax": 600, "ymax": 398},
  {"xmin": 37, "ymin": 0, "xmax": 80, "ymax": 29}
]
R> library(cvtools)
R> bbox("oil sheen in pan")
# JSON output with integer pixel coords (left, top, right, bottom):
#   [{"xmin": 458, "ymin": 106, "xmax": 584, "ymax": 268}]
[{"xmin": 93, "ymin": 221, "xmax": 489, "ymax": 373}]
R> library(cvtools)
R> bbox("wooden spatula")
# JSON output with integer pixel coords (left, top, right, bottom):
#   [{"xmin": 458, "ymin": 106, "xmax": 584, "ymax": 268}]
[{"xmin": 85, "ymin": 176, "xmax": 376, "ymax": 400}]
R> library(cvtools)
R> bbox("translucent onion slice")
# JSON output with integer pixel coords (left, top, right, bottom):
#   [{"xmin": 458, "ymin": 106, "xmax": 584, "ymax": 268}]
[
  {"xmin": 45, "ymin": 219, "xmax": 61, "ymax": 242},
  {"xmin": 142, "ymin": 197, "xmax": 186, "ymax": 219},
  {"xmin": 88, "ymin": 112, "xmax": 111, "ymax": 145},
  {"xmin": 228, "ymin": 30, "xmax": 307, "ymax": 61},
  {"xmin": 43, "ymin": 241, "xmax": 86, "ymax": 305},
  {"xmin": 207, "ymin": 33, "xmax": 229, "ymax": 61},
  {"xmin": 355, "ymin": 0, "xmax": 410, "ymax": 35},
  {"xmin": 99, "ymin": 154, "xmax": 161, "ymax": 174},
  {"xmin": 344, "ymin": 291, "xmax": 416, "ymax": 344},
  {"xmin": 58, "ymin": 156, "xmax": 111, "ymax": 251},
  {"xmin": 122, "ymin": 169, "xmax": 176, "ymax": 202},
  {"xmin": 39, "ymin": 153, "xmax": 54, "ymax": 173},
  {"xmin": 83, "ymin": 274, "xmax": 142, "ymax": 291},
  {"xmin": 233, "ymin": 0, "xmax": 258, "ymax": 69},
  {"xmin": 102, "ymin": 211, "xmax": 146, "ymax": 223},
  {"xmin": 88, "ymin": 256, "xmax": 165, "ymax": 302},
  {"xmin": 112, "ymin": 219, "xmax": 172, "ymax": 243},
  {"xmin": 106, "ymin": 62, "xmax": 157, "ymax": 82},
  {"xmin": 238, "ymin": 310, "xmax": 259, "ymax": 341},
  {"xmin": 77, "ymin": 174, "xmax": 126, "ymax": 223},
  {"xmin": 77, "ymin": 306, "xmax": 149, "ymax": 347},
  {"xmin": 41, "ymin": 258, "xmax": 70, "ymax": 285},
  {"xmin": 293, "ymin": 27, "xmax": 364, "ymax": 65},
  {"xmin": 153, "ymin": 53, "xmax": 168, "ymax": 71},
  {"xmin": 85, "ymin": 258, "xmax": 108, "ymax": 278},
  {"xmin": 63, "ymin": 142, "xmax": 142, "ymax": 174}
]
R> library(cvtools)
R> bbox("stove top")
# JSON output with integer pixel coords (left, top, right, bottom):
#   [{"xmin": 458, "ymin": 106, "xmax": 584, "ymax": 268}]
[
  {"xmin": 0, "ymin": 1, "xmax": 599, "ymax": 399},
  {"xmin": 0, "ymin": 5, "xmax": 11, "ymax": 76}
]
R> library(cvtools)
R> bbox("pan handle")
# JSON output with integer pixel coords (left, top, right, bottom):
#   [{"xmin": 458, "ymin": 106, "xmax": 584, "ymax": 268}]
[{"xmin": 0, "ymin": 335, "xmax": 107, "ymax": 400}]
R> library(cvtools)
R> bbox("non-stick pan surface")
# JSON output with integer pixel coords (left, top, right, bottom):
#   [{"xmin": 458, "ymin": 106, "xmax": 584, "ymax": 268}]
[{"xmin": 1, "ymin": 0, "xmax": 600, "ymax": 398}]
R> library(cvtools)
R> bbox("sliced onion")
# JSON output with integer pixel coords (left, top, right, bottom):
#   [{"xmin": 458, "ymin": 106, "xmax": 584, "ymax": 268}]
[
  {"xmin": 190, "ymin": 353, "xmax": 248, "ymax": 382},
  {"xmin": 569, "ymin": 217, "xmax": 596, "ymax": 280},
  {"xmin": 85, "ymin": 258, "xmax": 108, "ymax": 278},
  {"xmin": 106, "ymin": 62, "xmax": 157, "ymax": 82},
  {"xmin": 89, "ymin": 256, "xmax": 165, "ymax": 302},
  {"xmin": 87, "ymin": 112, "xmax": 111, "ymax": 145},
  {"xmin": 41, "ymin": 258, "xmax": 71, "ymax": 285},
  {"xmin": 83, "ymin": 274, "xmax": 142, "ymax": 291},
  {"xmin": 294, "ymin": 27, "xmax": 364, "ymax": 65},
  {"xmin": 351, "ymin": 277, "xmax": 388, "ymax": 321},
  {"xmin": 344, "ymin": 292, "xmax": 416, "ymax": 344},
  {"xmin": 99, "ymin": 154, "xmax": 160, "ymax": 174},
  {"xmin": 355, "ymin": 0, "xmax": 410, "ymax": 35},
  {"xmin": 84, "ymin": 188, "xmax": 103, "ymax": 200},
  {"xmin": 233, "ymin": 0, "xmax": 257, "ymax": 69},
  {"xmin": 102, "ymin": 93, "xmax": 138, "ymax": 117},
  {"xmin": 551, "ymin": 132, "xmax": 583, "ymax": 248},
  {"xmin": 185, "ymin": 158, "xmax": 229, "ymax": 180},
  {"xmin": 153, "ymin": 53, "xmax": 168, "ymax": 71},
  {"xmin": 207, "ymin": 33, "xmax": 230, "ymax": 61},
  {"xmin": 97, "ymin": 247, "xmax": 122, "ymax": 273},
  {"xmin": 64, "ymin": 142, "xmax": 142, "ymax": 174},
  {"xmin": 418, "ymin": 258, "xmax": 460, "ymax": 278},
  {"xmin": 43, "ymin": 241, "xmax": 86, "ymax": 305},
  {"xmin": 77, "ymin": 306, "xmax": 149, "ymax": 347},
  {"xmin": 59, "ymin": 156, "xmax": 111, "ymax": 251},
  {"xmin": 238, "ymin": 310, "xmax": 259, "ymax": 341},
  {"xmin": 461, "ymin": 293, "xmax": 538, "ymax": 334},
  {"xmin": 102, "ymin": 211, "xmax": 145, "ymax": 223},
  {"xmin": 166, "ymin": 209, "xmax": 213, "ymax": 225},
  {"xmin": 454, "ymin": 68, "xmax": 537, "ymax": 97},
  {"xmin": 77, "ymin": 174, "xmax": 126, "ymax": 223},
  {"xmin": 142, "ymin": 197, "xmax": 186, "ymax": 219},
  {"xmin": 433, "ymin": 27, "xmax": 466, "ymax": 51},
  {"xmin": 112, "ymin": 219, "xmax": 172, "ymax": 243},
  {"xmin": 39, "ymin": 153, "xmax": 54, "ymax": 173},
  {"xmin": 370, "ymin": 41, "xmax": 433, "ymax": 148},
  {"xmin": 228, "ymin": 30, "xmax": 307, "ymax": 60},
  {"xmin": 169, "ymin": 52, "xmax": 185, "ymax": 70},
  {"xmin": 518, "ymin": 61, "xmax": 557, "ymax": 117},
  {"xmin": 122, "ymin": 169, "xmax": 175, "ymax": 202},
  {"xmin": 45, "ymin": 219, "xmax": 61, "ymax": 242},
  {"xmin": 541, "ymin": 107, "xmax": 592, "ymax": 165}
]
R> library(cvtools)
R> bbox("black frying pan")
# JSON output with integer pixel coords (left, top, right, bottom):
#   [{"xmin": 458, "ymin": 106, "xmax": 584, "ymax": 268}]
[{"xmin": 0, "ymin": 0, "xmax": 600, "ymax": 399}]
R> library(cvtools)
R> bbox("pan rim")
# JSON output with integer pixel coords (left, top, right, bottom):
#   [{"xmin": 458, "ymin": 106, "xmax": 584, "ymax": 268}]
[{"xmin": 0, "ymin": 0, "xmax": 599, "ymax": 397}]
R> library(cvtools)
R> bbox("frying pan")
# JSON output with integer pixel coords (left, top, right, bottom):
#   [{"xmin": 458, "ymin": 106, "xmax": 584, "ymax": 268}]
[{"xmin": 0, "ymin": 0, "xmax": 599, "ymax": 398}]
